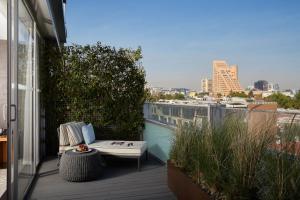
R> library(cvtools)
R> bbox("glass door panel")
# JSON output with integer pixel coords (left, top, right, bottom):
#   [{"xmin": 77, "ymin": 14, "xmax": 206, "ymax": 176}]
[
  {"xmin": 33, "ymin": 33, "xmax": 40, "ymax": 168},
  {"xmin": 17, "ymin": 1, "xmax": 34, "ymax": 198},
  {"xmin": 0, "ymin": 0, "xmax": 8, "ymax": 199}
]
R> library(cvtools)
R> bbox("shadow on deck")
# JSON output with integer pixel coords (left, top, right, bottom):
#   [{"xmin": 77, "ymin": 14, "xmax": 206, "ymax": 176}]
[{"xmin": 28, "ymin": 156, "xmax": 175, "ymax": 200}]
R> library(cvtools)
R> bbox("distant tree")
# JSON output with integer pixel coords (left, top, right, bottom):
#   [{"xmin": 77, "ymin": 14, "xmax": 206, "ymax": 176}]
[
  {"xmin": 144, "ymin": 88, "xmax": 155, "ymax": 102},
  {"xmin": 264, "ymin": 93, "xmax": 298, "ymax": 109},
  {"xmin": 229, "ymin": 91, "xmax": 248, "ymax": 98},
  {"xmin": 149, "ymin": 92, "xmax": 186, "ymax": 101},
  {"xmin": 197, "ymin": 92, "xmax": 209, "ymax": 98},
  {"xmin": 217, "ymin": 93, "xmax": 222, "ymax": 98},
  {"xmin": 294, "ymin": 92, "xmax": 300, "ymax": 109},
  {"xmin": 295, "ymin": 92, "xmax": 300, "ymax": 101},
  {"xmin": 248, "ymin": 90, "xmax": 254, "ymax": 98},
  {"xmin": 174, "ymin": 93, "xmax": 185, "ymax": 100}
]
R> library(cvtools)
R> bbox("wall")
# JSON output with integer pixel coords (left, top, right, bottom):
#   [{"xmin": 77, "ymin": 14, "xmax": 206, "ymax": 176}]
[{"xmin": 0, "ymin": 40, "xmax": 7, "ymax": 129}]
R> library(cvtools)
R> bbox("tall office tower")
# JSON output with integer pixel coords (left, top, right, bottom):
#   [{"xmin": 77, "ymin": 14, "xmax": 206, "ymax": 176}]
[
  {"xmin": 267, "ymin": 83, "xmax": 279, "ymax": 91},
  {"xmin": 212, "ymin": 60, "xmax": 243, "ymax": 96},
  {"xmin": 254, "ymin": 80, "xmax": 269, "ymax": 91},
  {"xmin": 201, "ymin": 78, "xmax": 212, "ymax": 93}
]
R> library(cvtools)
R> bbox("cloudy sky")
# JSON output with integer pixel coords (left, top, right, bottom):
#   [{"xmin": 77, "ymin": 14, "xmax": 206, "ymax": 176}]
[{"xmin": 67, "ymin": 0, "xmax": 300, "ymax": 90}]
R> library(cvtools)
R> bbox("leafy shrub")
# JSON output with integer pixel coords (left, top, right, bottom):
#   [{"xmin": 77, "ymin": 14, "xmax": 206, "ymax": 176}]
[
  {"xmin": 265, "ymin": 93, "xmax": 300, "ymax": 109},
  {"xmin": 42, "ymin": 42, "xmax": 146, "ymax": 155}
]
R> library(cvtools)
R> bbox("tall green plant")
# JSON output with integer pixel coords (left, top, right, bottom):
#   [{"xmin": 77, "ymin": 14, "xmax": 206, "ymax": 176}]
[
  {"xmin": 42, "ymin": 42, "xmax": 146, "ymax": 155},
  {"xmin": 257, "ymin": 124, "xmax": 300, "ymax": 200},
  {"xmin": 224, "ymin": 117, "xmax": 274, "ymax": 199},
  {"xmin": 169, "ymin": 115, "xmax": 284, "ymax": 200},
  {"xmin": 170, "ymin": 120, "xmax": 232, "ymax": 197}
]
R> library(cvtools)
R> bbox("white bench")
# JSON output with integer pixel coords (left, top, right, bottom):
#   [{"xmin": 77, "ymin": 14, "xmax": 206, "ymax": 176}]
[{"xmin": 59, "ymin": 140, "xmax": 147, "ymax": 171}]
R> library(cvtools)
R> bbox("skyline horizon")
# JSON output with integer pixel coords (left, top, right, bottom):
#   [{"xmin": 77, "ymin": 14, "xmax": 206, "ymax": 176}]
[
  {"xmin": 67, "ymin": 0, "xmax": 300, "ymax": 90},
  {"xmin": 145, "ymin": 59, "xmax": 298, "ymax": 91}
]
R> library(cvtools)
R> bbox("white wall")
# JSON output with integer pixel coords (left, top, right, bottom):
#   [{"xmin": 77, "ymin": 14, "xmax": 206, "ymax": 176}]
[
  {"xmin": 0, "ymin": 1, "xmax": 7, "ymax": 40},
  {"xmin": 0, "ymin": 40, "xmax": 7, "ymax": 129}
]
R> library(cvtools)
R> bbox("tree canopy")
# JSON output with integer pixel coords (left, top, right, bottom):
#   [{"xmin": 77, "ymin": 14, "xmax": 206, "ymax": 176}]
[
  {"xmin": 42, "ymin": 42, "xmax": 146, "ymax": 155},
  {"xmin": 147, "ymin": 93, "xmax": 185, "ymax": 101},
  {"xmin": 265, "ymin": 92, "xmax": 300, "ymax": 109},
  {"xmin": 229, "ymin": 91, "xmax": 248, "ymax": 98}
]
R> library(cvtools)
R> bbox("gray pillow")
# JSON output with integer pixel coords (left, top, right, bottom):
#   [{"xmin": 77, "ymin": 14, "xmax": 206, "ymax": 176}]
[{"xmin": 67, "ymin": 122, "xmax": 84, "ymax": 146}]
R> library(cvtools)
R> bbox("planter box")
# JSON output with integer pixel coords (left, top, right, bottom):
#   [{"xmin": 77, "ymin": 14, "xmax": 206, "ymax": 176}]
[{"xmin": 167, "ymin": 160, "xmax": 211, "ymax": 200}]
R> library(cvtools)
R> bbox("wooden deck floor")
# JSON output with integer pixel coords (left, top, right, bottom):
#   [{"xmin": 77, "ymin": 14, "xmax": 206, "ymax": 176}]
[{"xmin": 28, "ymin": 156, "xmax": 175, "ymax": 200}]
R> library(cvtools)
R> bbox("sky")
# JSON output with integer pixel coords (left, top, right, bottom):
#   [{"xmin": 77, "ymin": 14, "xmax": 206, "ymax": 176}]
[{"xmin": 66, "ymin": 0, "xmax": 300, "ymax": 90}]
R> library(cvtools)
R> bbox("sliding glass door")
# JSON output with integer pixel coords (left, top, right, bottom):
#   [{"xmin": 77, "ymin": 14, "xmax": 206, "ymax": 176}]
[
  {"xmin": 17, "ymin": 1, "xmax": 35, "ymax": 198},
  {"xmin": 7, "ymin": 0, "xmax": 41, "ymax": 198},
  {"xmin": 0, "ymin": 0, "xmax": 8, "ymax": 199}
]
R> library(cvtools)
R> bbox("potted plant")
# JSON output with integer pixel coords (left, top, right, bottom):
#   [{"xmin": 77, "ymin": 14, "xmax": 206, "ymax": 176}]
[{"xmin": 167, "ymin": 116, "xmax": 300, "ymax": 200}]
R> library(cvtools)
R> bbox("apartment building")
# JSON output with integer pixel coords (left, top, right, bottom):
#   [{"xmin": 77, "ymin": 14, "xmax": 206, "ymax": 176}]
[
  {"xmin": 212, "ymin": 60, "xmax": 243, "ymax": 96},
  {"xmin": 201, "ymin": 78, "xmax": 212, "ymax": 93}
]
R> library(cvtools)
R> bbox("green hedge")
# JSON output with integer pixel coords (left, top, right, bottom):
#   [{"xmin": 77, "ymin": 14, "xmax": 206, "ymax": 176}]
[{"xmin": 42, "ymin": 42, "xmax": 146, "ymax": 155}]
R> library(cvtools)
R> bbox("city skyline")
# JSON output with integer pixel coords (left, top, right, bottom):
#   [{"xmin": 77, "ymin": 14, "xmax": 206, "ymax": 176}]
[{"xmin": 67, "ymin": 0, "xmax": 300, "ymax": 90}]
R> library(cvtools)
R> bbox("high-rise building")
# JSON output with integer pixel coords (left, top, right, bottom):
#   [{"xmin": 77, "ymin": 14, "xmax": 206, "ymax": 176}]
[
  {"xmin": 212, "ymin": 60, "xmax": 243, "ymax": 96},
  {"xmin": 267, "ymin": 83, "xmax": 279, "ymax": 91},
  {"xmin": 254, "ymin": 80, "xmax": 268, "ymax": 91},
  {"xmin": 201, "ymin": 78, "xmax": 212, "ymax": 93}
]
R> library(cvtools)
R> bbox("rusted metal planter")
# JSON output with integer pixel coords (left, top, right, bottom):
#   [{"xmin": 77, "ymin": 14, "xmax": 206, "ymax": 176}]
[{"xmin": 167, "ymin": 160, "xmax": 211, "ymax": 200}]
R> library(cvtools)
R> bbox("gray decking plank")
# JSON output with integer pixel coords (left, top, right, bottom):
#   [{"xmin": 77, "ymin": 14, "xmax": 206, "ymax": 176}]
[{"xmin": 28, "ymin": 158, "xmax": 175, "ymax": 200}]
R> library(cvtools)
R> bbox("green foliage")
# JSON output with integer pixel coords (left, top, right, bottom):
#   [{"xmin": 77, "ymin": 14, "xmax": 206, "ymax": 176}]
[
  {"xmin": 295, "ymin": 92, "xmax": 300, "ymax": 101},
  {"xmin": 265, "ymin": 93, "xmax": 300, "ymax": 109},
  {"xmin": 169, "ymin": 116, "xmax": 300, "ymax": 200},
  {"xmin": 144, "ymin": 88, "xmax": 155, "ymax": 102},
  {"xmin": 225, "ymin": 118, "xmax": 274, "ymax": 199},
  {"xmin": 257, "ymin": 124, "xmax": 300, "ymax": 200},
  {"xmin": 229, "ymin": 91, "xmax": 248, "ymax": 98},
  {"xmin": 150, "ymin": 93, "xmax": 185, "ymax": 101},
  {"xmin": 197, "ymin": 92, "xmax": 209, "ymax": 98},
  {"xmin": 42, "ymin": 42, "xmax": 146, "ymax": 155},
  {"xmin": 248, "ymin": 90, "xmax": 254, "ymax": 98}
]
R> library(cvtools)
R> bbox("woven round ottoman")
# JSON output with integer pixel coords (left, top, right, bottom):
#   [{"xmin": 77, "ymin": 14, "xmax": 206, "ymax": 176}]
[{"xmin": 59, "ymin": 149, "xmax": 102, "ymax": 182}]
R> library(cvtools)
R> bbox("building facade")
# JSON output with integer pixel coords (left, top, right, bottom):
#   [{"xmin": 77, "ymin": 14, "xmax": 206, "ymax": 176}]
[
  {"xmin": 267, "ymin": 83, "xmax": 279, "ymax": 91},
  {"xmin": 254, "ymin": 80, "xmax": 269, "ymax": 91},
  {"xmin": 212, "ymin": 60, "xmax": 243, "ymax": 96},
  {"xmin": 201, "ymin": 78, "xmax": 212, "ymax": 93}
]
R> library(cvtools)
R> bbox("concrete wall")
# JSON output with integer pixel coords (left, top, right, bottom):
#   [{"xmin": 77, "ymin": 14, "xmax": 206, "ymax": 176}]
[
  {"xmin": 0, "ymin": 40, "xmax": 7, "ymax": 129},
  {"xmin": 247, "ymin": 104, "xmax": 278, "ymax": 135}
]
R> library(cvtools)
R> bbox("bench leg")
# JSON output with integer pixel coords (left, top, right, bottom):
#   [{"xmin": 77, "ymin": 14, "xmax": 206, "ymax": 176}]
[
  {"xmin": 145, "ymin": 150, "xmax": 148, "ymax": 161},
  {"xmin": 137, "ymin": 157, "xmax": 141, "ymax": 171}
]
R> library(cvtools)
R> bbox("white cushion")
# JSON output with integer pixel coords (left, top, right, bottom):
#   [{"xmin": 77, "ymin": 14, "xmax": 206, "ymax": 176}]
[
  {"xmin": 88, "ymin": 140, "xmax": 147, "ymax": 157},
  {"xmin": 67, "ymin": 122, "xmax": 85, "ymax": 146},
  {"xmin": 59, "ymin": 122, "xmax": 75, "ymax": 146}
]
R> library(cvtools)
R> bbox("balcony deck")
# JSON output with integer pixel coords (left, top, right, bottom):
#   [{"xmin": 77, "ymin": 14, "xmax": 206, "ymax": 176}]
[{"xmin": 28, "ymin": 156, "xmax": 175, "ymax": 200}]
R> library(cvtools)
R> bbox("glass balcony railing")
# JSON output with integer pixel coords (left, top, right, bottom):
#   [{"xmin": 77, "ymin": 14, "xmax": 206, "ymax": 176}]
[{"xmin": 143, "ymin": 102, "xmax": 300, "ymax": 163}]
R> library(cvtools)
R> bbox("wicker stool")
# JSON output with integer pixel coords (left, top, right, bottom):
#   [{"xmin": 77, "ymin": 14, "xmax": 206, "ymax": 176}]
[{"xmin": 59, "ymin": 149, "xmax": 102, "ymax": 182}]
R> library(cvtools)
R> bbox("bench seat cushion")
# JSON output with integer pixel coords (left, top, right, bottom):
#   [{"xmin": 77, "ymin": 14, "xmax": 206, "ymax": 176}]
[{"xmin": 88, "ymin": 140, "xmax": 147, "ymax": 157}]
